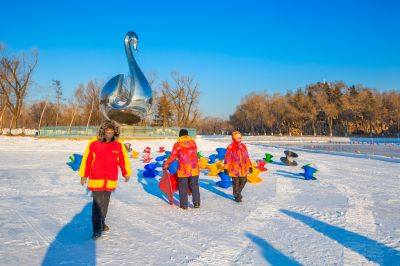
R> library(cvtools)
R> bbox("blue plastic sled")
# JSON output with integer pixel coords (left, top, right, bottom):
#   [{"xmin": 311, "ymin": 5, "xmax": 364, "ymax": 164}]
[
  {"xmin": 66, "ymin": 154, "xmax": 83, "ymax": 172},
  {"xmin": 143, "ymin": 163, "xmax": 159, "ymax": 178},
  {"xmin": 302, "ymin": 165, "xmax": 317, "ymax": 180},
  {"xmin": 167, "ymin": 160, "xmax": 179, "ymax": 175},
  {"xmin": 208, "ymin": 154, "xmax": 218, "ymax": 164},
  {"xmin": 216, "ymin": 148, "xmax": 226, "ymax": 161},
  {"xmin": 155, "ymin": 155, "xmax": 166, "ymax": 168},
  {"xmin": 216, "ymin": 172, "xmax": 232, "ymax": 188},
  {"xmin": 155, "ymin": 155, "xmax": 166, "ymax": 162}
]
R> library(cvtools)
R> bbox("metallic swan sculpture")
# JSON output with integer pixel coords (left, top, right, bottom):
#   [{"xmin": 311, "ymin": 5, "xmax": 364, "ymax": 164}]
[{"xmin": 100, "ymin": 31, "xmax": 153, "ymax": 124}]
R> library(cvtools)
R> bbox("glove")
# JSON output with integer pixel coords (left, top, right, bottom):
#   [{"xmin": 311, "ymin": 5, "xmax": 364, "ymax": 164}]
[
  {"xmin": 224, "ymin": 169, "xmax": 229, "ymax": 175},
  {"xmin": 80, "ymin": 176, "xmax": 87, "ymax": 186},
  {"xmin": 163, "ymin": 162, "xmax": 168, "ymax": 170},
  {"xmin": 124, "ymin": 175, "xmax": 130, "ymax": 182},
  {"xmin": 249, "ymin": 168, "xmax": 253, "ymax": 174}
]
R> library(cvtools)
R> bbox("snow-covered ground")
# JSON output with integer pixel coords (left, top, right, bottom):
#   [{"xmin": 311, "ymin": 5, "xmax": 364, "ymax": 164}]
[{"xmin": 0, "ymin": 136, "xmax": 399, "ymax": 265}]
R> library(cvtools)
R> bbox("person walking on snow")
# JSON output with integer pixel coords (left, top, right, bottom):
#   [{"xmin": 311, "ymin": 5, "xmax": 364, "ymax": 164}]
[
  {"xmin": 163, "ymin": 129, "xmax": 200, "ymax": 209},
  {"xmin": 79, "ymin": 120, "xmax": 131, "ymax": 239},
  {"xmin": 224, "ymin": 131, "xmax": 253, "ymax": 202}
]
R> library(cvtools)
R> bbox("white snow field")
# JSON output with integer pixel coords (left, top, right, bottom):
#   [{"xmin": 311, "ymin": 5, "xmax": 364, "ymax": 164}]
[{"xmin": 0, "ymin": 136, "xmax": 399, "ymax": 266}]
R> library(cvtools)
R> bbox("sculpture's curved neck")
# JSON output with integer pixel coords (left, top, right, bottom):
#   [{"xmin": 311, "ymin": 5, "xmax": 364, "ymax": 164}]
[
  {"xmin": 124, "ymin": 34, "xmax": 138, "ymax": 80},
  {"xmin": 123, "ymin": 31, "xmax": 152, "ymax": 101}
]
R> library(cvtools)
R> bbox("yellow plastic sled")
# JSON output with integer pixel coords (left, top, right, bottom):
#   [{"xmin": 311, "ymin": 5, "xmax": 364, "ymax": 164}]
[
  {"xmin": 131, "ymin": 150, "xmax": 139, "ymax": 159},
  {"xmin": 198, "ymin": 157, "xmax": 209, "ymax": 170},
  {"xmin": 207, "ymin": 163, "xmax": 219, "ymax": 176},
  {"xmin": 247, "ymin": 168, "xmax": 263, "ymax": 183}
]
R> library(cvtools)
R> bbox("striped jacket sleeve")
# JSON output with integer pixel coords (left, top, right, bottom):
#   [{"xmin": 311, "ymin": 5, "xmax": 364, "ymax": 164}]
[
  {"xmin": 243, "ymin": 144, "xmax": 252, "ymax": 168},
  {"xmin": 223, "ymin": 145, "xmax": 233, "ymax": 170},
  {"xmin": 118, "ymin": 139, "xmax": 132, "ymax": 177},
  {"xmin": 78, "ymin": 138, "xmax": 97, "ymax": 177},
  {"xmin": 164, "ymin": 142, "xmax": 179, "ymax": 169}
]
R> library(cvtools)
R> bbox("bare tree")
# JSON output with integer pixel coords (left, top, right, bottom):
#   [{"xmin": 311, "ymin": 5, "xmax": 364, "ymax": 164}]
[
  {"xmin": 68, "ymin": 85, "xmax": 84, "ymax": 132},
  {"xmin": 388, "ymin": 92, "xmax": 400, "ymax": 136},
  {"xmin": 289, "ymin": 89, "xmax": 317, "ymax": 136},
  {"xmin": 162, "ymin": 72, "xmax": 200, "ymax": 127},
  {"xmin": 155, "ymin": 91, "xmax": 173, "ymax": 127},
  {"xmin": 52, "ymin": 80, "xmax": 63, "ymax": 126},
  {"xmin": 195, "ymin": 116, "xmax": 231, "ymax": 134},
  {"xmin": 0, "ymin": 49, "xmax": 38, "ymax": 128},
  {"xmin": 0, "ymin": 105, "xmax": 6, "ymax": 129},
  {"xmin": 38, "ymin": 99, "xmax": 49, "ymax": 131},
  {"xmin": 314, "ymin": 82, "xmax": 344, "ymax": 137},
  {"xmin": 82, "ymin": 80, "xmax": 102, "ymax": 130},
  {"xmin": 270, "ymin": 95, "xmax": 287, "ymax": 136},
  {"xmin": 0, "ymin": 93, "xmax": 7, "ymax": 129}
]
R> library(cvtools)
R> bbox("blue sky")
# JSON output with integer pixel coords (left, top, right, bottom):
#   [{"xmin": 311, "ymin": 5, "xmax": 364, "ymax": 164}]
[{"xmin": 1, "ymin": 0, "xmax": 399, "ymax": 118}]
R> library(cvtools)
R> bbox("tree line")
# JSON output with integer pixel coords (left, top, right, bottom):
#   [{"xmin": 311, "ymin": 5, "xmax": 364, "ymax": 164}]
[
  {"xmin": 227, "ymin": 82, "xmax": 400, "ymax": 137},
  {"xmin": 1, "ymin": 47, "xmax": 399, "ymax": 137}
]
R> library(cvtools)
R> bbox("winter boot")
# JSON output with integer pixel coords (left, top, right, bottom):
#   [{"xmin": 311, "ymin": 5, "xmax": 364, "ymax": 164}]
[
  {"xmin": 92, "ymin": 232, "xmax": 101, "ymax": 240},
  {"xmin": 103, "ymin": 224, "xmax": 110, "ymax": 232}
]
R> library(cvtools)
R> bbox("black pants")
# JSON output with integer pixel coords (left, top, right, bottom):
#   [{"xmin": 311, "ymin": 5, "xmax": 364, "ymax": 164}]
[
  {"xmin": 92, "ymin": 191, "xmax": 111, "ymax": 234},
  {"xmin": 232, "ymin": 176, "xmax": 247, "ymax": 200},
  {"xmin": 178, "ymin": 176, "xmax": 200, "ymax": 208}
]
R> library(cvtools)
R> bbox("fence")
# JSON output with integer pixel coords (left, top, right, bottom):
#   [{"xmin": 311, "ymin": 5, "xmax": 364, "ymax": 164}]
[
  {"xmin": 1, "ymin": 128, "xmax": 38, "ymax": 135},
  {"xmin": 38, "ymin": 126, "xmax": 196, "ymax": 139}
]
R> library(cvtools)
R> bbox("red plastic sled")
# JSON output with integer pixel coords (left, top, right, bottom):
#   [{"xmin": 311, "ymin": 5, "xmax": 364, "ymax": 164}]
[
  {"xmin": 159, "ymin": 171, "xmax": 178, "ymax": 205},
  {"xmin": 159, "ymin": 171, "xmax": 193, "ymax": 205},
  {"xmin": 256, "ymin": 160, "xmax": 268, "ymax": 172}
]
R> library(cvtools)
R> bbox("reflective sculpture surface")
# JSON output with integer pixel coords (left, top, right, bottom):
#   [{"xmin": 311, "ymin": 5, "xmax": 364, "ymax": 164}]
[{"xmin": 100, "ymin": 31, "xmax": 152, "ymax": 124}]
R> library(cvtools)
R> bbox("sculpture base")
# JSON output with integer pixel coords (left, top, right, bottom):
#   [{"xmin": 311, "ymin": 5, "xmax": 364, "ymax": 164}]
[{"xmin": 107, "ymin": 109, "xmax": 142, "ymax": 125}]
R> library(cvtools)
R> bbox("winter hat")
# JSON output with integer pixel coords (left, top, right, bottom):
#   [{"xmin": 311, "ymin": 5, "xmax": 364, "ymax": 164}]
[
  {"xmin": 179, "ymin": 129, "xmax": 189, "ymax": 137},
  {"xmin": 98, "ymin": 120, "xmax": 120, "ymax": 141},
  {"xmin": 232, "ymin": 131, "xmax": 242, "ymax": 142}
]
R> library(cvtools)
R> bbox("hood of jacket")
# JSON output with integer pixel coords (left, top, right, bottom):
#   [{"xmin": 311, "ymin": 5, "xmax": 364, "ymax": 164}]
[
  {"xmin": 97, "ymin": 120, "xmax": 120, "ymax": 142},
  {"xmin": 177, "ymin": 135, "xmax": 196, "ymax": 148}
]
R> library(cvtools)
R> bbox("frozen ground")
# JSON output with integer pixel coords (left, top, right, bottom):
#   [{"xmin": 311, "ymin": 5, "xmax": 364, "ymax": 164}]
[
  {"xmin": 0, "ymin": 136, "xmax": 399, "ymax": 265},
  {"xmin": 201, "ymin": 135, "xmax": 400, "ymax": 160}
]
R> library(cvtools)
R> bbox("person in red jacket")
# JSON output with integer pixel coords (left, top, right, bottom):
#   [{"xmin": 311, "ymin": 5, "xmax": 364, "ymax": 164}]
[
  {"xmin": 163, "ymin": 129, "xmax": 200, "ymax": 209},
  {"xmin": 79, "ymin": 120, "xmax": 131, "ymax": 239},
  {"xmin": 224, "ymin": 131, "xmax": 253, "ymax": 202}
]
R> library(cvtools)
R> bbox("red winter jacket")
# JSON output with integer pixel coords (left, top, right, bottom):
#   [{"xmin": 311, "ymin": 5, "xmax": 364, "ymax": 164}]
[{"xmin": 79, "ymin": 138, "xmax": 132, "ymax": 191}]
